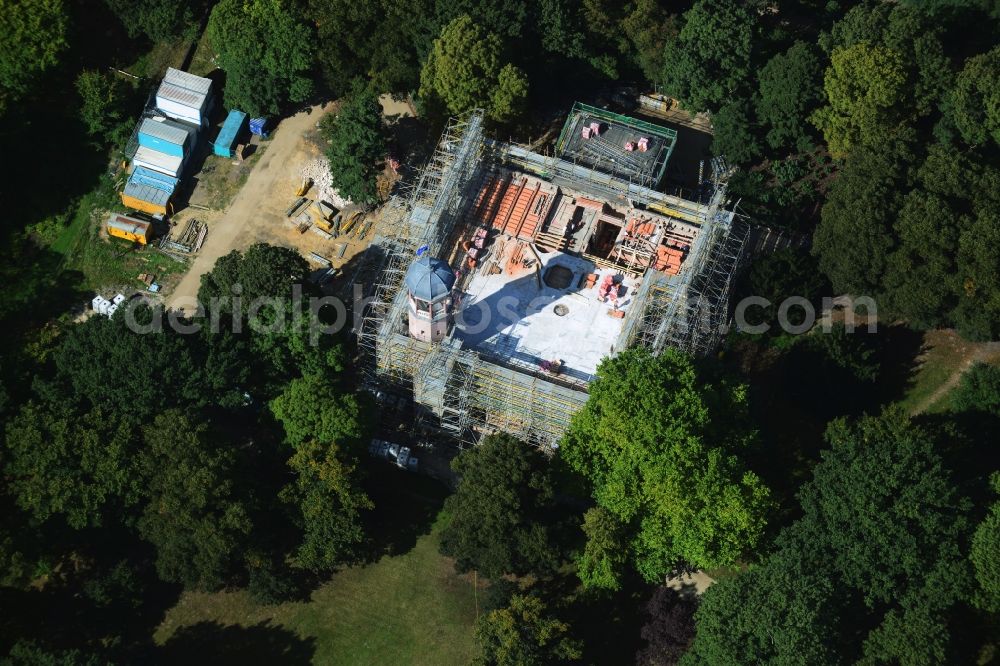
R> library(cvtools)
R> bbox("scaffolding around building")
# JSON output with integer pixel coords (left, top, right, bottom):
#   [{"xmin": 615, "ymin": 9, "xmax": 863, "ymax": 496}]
[{"xmin": 356, "ymin": 109, "xmax": 747, "ymax": 448}]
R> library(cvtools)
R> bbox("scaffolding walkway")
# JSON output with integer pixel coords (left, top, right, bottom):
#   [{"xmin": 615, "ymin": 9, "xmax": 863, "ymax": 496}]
[{"xmin": 356, "ymin": 109, "xmax": 746, "ymax": 448}]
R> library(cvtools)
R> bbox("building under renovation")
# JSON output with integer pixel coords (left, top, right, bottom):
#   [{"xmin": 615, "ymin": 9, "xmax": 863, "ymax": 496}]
[{"xmin": 356, "ymin": 104, "xmax": 748, "ymax": 448}]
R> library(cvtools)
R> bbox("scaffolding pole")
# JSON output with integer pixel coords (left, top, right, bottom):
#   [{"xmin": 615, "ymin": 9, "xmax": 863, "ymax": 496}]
[{"xmin": 357, "ymin": 109, "xmax": 746, "ymax": 449}]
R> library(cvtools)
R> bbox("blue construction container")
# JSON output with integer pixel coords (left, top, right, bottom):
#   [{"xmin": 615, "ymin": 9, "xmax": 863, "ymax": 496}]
[
  {"xmin": 213, "ymin": 109, "xmax": 248, "ymax": 157},
  {"xmin": 122, "ymin": 167, "xmax": 179, "ymax": 216},
  {"xmin": 137, "ymin": 118, "xmax": 191, "ymax": 158},
  {"xmin": 249, "ymin": 117, "xmax": 269, "ymax": 137}
]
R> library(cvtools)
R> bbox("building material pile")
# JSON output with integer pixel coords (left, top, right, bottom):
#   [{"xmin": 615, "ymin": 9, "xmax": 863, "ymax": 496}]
[
  {"xmin": 300, "ymin": 158, "xmax": 352, "ymax": 209},
  {"xmin": 158, "ymin": 218, "xmax": 207, "ymax": 256}
]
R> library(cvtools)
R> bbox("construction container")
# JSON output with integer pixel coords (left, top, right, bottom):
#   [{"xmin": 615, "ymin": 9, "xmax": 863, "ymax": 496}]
[
  {"xmin": 92, "ymin": 296, "xmax": 110, "ymax": 315},
  {"xmin": 121, "ymin": 167, "xmax": 177, "ymax": 216},
  {"xmin": 106, "ymin": 213, "xmax": 152, "ymax": 244},
  {"xmin": 137, "ymin": 117, "xmax": 194, "ymax": 158},
  {"xmin": 155, "ymin": 67, "xmax": 212, "ymax": 126},
  {"xmin": 249, "ymin": 117, "xmax": 268, "ymax": 137},
  {"xmin": 213, "ymin": 109, "xmax": 247, "ymax": 157},
  {"xmin": 133, "ymin": 145, "xmax": 184, "ymax": 178}
]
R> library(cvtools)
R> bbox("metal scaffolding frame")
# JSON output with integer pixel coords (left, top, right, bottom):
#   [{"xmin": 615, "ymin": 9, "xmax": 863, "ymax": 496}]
[
  {"xmin": 555, "ymin": 102, "xmax": 678, "ymax": 188},
  {"xmin": 617, "ymin": 187, "xmax": 749, "ymax": 357},
  {"xmin": 357, "ymin": 110, "xmax": 746, "ymax": 448}
]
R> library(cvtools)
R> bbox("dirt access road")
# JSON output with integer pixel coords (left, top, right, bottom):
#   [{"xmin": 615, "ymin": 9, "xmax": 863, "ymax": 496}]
[{"xmin": 168, "ymin": 103, "xmax": 335, "ymax": 314}]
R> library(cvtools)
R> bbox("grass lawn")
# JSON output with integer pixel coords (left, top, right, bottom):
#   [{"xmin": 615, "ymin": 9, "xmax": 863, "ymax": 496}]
[
  {"xmin": 153, "ymin": 515, "xmax": 479, "ymax": 666},
  {"xmin": 48, "ymin": 176, "xmax": 186, "ymax": 292},
  {"xmin": 894, "ymin": 329, "xmax": 999, "ymax": 414}
]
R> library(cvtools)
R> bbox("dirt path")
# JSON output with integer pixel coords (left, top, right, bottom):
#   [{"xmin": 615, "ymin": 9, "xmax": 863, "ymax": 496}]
[
  {"xmin": 168, "ymin": 103, "xmax": 334, "ymax": 314},
  {"xmin": 910, "ymin": 339, "xmax": 1000, "ymax": 415}
]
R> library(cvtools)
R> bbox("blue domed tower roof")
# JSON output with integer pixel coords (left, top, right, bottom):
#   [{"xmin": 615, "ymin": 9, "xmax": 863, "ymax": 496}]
[{"xmin": 404, "ymin": 255, "xmax": 455, "ymax": 301}]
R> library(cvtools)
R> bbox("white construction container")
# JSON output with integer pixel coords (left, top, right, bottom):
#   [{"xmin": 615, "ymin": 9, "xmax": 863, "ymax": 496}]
[
  {"xmin": 106, "ymin": 303, "xmax": 119, "ymax": 319},
  {"xmin": 92, "ymin": 296, "xmax": 109, "ymax": 314},
  {"xmin": 133, "ymin": 146, "xmax": 184, "ymax": 178},
  {"xmin": 155, "ymin": 68, "xmax": 212, "ymax": 125},
  {"xmin": 112, "ymin": 293, "xmax": 126, "ymax": 306}
]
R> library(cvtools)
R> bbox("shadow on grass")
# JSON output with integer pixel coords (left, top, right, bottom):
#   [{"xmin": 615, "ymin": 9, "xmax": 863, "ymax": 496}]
[
  {"xmin": 155, "ymin": 621, "xmax": 315, "ymax": 666},
  {"xmin": 359, "ymin": 462, "xmax": 450, "ymax": 562}
]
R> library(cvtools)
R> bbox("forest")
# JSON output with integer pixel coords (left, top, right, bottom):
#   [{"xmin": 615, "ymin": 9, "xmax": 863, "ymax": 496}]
[{"xmin": 1, "ymin": 0, "xmax": 999, "ymax": 664}]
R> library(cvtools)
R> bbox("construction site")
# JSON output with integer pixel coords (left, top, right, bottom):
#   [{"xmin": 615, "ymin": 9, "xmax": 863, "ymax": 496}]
[{"xmin": 357, "ymin": 104, "xmax": 748, "ymax": 449}]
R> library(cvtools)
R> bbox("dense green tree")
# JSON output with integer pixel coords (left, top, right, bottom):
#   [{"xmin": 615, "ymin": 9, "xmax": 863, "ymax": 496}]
[
  {"xmin": 812, "ymin": 136, "xmax": 914, "ymax": 295},
  {"xmin": 319, "ymin": 87, "xmax": 386, "ymax": 205},
  {"xmin": 439, "ymin": 434, "xmax": 559, "ymax": 579},
  {"xmin": 418, "ymin": 15, "xmax": 528, "ymax": 122},
  {"xmin": 489, "ymin": 64, "xmax": 530, "ymax": 124},
  {"xmin": 684, "ymin": 411, "xmax": 978, "ymax": 664},
  {"xmin": 280, "ymin": 438, "xmax": 372, "ymax": 571},
  {"xmin": 104, "ymin": 0, "xmax": 194, "ymax": 40},
  {"xmin": 805, "ymin": 325, "xmax": 879, "ymax": 384},
  {"xmin": 576, "ymin": 507, "xmax": 627, "ymax": 591},
  {"xmin": 4, "ymin": 403, "xmax": 140, "ymax": 528},
  {"xmin": 435, "ymin": 0, "xmax": 527, "ymax": 40},
  {"xmin": 269, "ymin": 373, "xmax": 368, "ymax": 450},
  {"xmin": 799, "ymin": 412, "xmax": 972, "ymax": 605},
  {"xmin": 954, "ymin": 209, "xmax": 1000, "ymax": 340},
  {"xmin": 75, "ymin": 71, "xmax": 129, "ymax": 146},
  {"xmin": 562, "ymin": 349, "xmax": 770, "ymax": 580},
  {"xmin": 1, "ymin": 640, "xmax": 108, "ymax": 666},
  {"xmin": 756, "ymin": 42, "xmax": 824, "ymax": 151},
  {"xmin": 882, "ymin": 189, "xmax": 963, "ymax": 328},
  {"xmin": 682, "ymin": 550, "xmax": 842, "ymax": 665},
  {"xmin": 660, "ymin": 0, "xmax": 754, "ymax": 112},
  {"xmin": 948, "ymin": 46, "xmax": 1000, "ymax": 147},
  {"xmin": 814, "ymin": 4, "xmax": 950, "ymax": 157},
  {"xmin": 137, "ymin": 412, "xmax": 252, "ymax": 589},
  {"xmin": 971, "ymin": 472, "xmax": 1000, "ymax": 612},
  {"xmin": 207, "ymin": 0, "xmax": 315, "ymax": 115},
  {"xmin": 307, "ymin": 0, "xmax": 422, "ymax": 94},
  {"xmin": 473, "ymin": 593, "xmax": 582, "ymax": 666},
  {"xmin": 198, "ymin": 243, "xmax": 309, "ymax": 313},
  {"xmin": 710, "ymin": 99, "xmax": 761, "ymax": 165},
  {"xmin": 0, "ymin": 0, "xmax": 69, "ymax": 114},
  {"xmin": 810, "ymin": 43, "xmax": 909, "ymax": 158},
  {"xmin": 620, "ymin": 0, "xmax": 675, "ymax": 84},
  {"xmin": 538, "ymin": 0, "xmax": 587, "ymax": 60},
  {"xmin": 48, "ymin": 309, "xmax": 246, "ymax": 417},
  {"xmin": 952, "ymin": 363, "xmax": 1000, "ymax": 414}
]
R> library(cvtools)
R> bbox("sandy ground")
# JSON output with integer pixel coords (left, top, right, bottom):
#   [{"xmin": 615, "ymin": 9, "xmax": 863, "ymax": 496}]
[{"xmin": 167, "ymin": 102, "xmax": 367, "ymax": 313}]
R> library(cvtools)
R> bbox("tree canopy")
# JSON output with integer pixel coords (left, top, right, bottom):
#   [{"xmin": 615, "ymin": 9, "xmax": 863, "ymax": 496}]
[
  {"xmin": 757, "ymin": 42, "xmax": 824, "ymax": 152},
  {"xmin": 319, "ymin": 87, "xmax": 386, "ymax": 205},
  {"xmin": 198, "ymin": 242, "xmax": 309, "ymax": 313},
  {"xmin": 949, "ymin": 46, "xmax": 1000, "ymax": 147},
  {"xmin": 0, "ymin": 0, "xmax": 69, "ymax": 114},
  {"xmin": 473, "ymin": 593, "xmax": 581, "ymax": 666},
  {"xmin": 562, "ymin": 348, "xmax": 770, "ymax": 581},
  {"xmin": 683, "ymin": 410, "xmax": 978, "ymax": 665},
  {"xmin": 104, "ymin": 0, "xmax": 194, "ymax": 40},
  {"xmin": 439, "ymin": 433, "xmax": 559, "ymax": 579},
  {"xmin": 137, "ymin": 412, "xmax": 252, "ymax": 590},
  {"xmin": 418, "ymin": 14, "xmax": 528, "ymax": 122},
  {"xmin": 207, "ymin": 0, "xmax": 315, "ymax": 115},
  {"xmin": 660, "ymin": 0, "xmax": 753, "ymax": 112}
]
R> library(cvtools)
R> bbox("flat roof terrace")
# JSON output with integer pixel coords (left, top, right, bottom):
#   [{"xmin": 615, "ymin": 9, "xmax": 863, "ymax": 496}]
[
  {"xmin": 453, "ymin": 245, "xmax": 637, "ymax": 383},
  {"xmin": 557, "ymin": 102, "xmax": 677, "ymax": 187}
]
